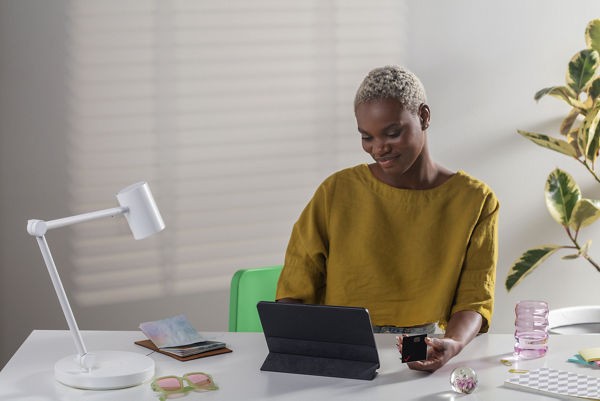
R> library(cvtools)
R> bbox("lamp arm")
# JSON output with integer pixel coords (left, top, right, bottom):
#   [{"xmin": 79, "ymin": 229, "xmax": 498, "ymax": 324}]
[
  {"xmin": 28, "ymin": 206, "xmax": 128, "ymax": 236},
  {"xmin": 35, "ymin": 235, "xmax": 87, "ymax": 358}
]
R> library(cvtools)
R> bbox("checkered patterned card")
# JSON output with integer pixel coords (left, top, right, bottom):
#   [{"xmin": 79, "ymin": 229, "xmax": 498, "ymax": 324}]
[{"xmin": 505, "ymin": 367, "xmax": 600, "ymax": 399}]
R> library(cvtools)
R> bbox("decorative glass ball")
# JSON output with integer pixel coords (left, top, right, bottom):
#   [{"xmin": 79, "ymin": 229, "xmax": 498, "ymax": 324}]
[{"xmin": 450, "ymin": 367, "xmax": 478, "ymax": 394}]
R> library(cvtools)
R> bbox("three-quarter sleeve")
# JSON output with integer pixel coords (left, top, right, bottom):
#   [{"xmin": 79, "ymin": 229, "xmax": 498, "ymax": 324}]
[
  {"xmin": 449, "ymin": 191, "xmax": 499, "ymax": 333},
  {"xmin": 275, "ymin": 183, "xmax": 330, "ymax": 304}
]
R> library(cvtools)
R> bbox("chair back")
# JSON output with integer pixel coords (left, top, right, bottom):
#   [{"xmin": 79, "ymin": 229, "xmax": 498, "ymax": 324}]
[
  {"xmin": 548, "ymin": 305, "xmax": 600, "ymax": 334},
  {"xmin": 229, "ymin": 265, "xmax": 283, "ymax": 332}
]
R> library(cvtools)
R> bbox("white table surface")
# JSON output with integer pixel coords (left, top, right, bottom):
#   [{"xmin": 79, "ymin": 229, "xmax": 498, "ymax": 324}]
[{"xmin": 0, "ymin": 330, "xmax": 599, "ymax": 400}]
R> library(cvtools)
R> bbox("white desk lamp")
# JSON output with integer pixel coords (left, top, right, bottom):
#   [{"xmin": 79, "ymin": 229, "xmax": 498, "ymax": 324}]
[{"xmin": 27, "ymin": 181, "xmax": 165, "ymax": 389}]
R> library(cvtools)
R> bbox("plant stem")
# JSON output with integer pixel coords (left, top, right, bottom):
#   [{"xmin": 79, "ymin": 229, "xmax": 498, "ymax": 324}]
[
  {"xmin": 579, "ymin": 159, "xmax": 600, "ymax": 184},
  {"xmin": 583, "ymin": 254, "xmax": 600, "ymax": 273},
  {"xmin": 565, "ymin": 226, "xmax": 579, "ymax": 247},
  {"xmin": 564, "ymin": 227, "xmax": 600, "ymax": 273}
]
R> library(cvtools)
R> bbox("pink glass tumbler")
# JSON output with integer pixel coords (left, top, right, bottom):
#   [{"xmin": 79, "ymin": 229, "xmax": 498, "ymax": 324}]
[{"xmin": 514, "ymin": 300, "xmax": 549, "ymax": 359}]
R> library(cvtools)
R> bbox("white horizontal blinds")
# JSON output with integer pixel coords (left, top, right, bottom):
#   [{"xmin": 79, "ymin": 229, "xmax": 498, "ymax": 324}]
[
  {"xmin": 330, "ymin": 0, "xmax": 408, "ymax": 165},
  {"xmin": 67, "ymin": 1, "xmax": 163, "ymax": 307},
  {"xmin": 66, "ymin": 0, "xmax": 405, "ymax": 306}
]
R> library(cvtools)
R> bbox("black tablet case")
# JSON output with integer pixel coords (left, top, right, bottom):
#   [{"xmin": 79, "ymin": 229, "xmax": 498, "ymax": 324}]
[{"xmin": 257, "ymin": 301, "xmax": 380, "ymax": 380}]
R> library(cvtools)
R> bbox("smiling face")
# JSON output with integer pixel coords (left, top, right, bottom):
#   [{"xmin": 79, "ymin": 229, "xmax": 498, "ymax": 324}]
[{"xmin": 356, "ymin": 98, "xmax": 430, "ymax": 180}]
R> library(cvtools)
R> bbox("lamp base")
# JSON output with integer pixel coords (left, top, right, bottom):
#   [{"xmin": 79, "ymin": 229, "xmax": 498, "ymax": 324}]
[{"xmin": 55, "ymin": 351, "xmax": 155, "ymax": 390}]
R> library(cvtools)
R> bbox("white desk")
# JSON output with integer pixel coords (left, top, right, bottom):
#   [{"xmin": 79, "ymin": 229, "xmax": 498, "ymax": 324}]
[{"xmin": 0, "ymin": 330, "xmax": 599, "ymax": 400}]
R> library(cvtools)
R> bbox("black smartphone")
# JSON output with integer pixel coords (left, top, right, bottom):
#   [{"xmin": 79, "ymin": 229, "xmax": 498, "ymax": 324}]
[{"xmin": 401, "ymin": 334, "xmax": 427, "ymax": 363}]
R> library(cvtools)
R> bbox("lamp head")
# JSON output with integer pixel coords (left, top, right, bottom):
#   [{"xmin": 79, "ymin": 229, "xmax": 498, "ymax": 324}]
[{"xmin": 116, "ymin": 182, "xmax": 165, "ymax": 239}]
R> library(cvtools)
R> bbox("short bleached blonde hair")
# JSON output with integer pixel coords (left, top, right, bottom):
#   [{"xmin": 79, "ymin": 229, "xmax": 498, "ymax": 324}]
[{"xmin": 354, "ymin": 65, "xmax": 427, "ymax": 113}]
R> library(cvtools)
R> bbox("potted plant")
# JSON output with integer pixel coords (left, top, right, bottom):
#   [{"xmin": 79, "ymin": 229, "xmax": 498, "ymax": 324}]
[{"xmin": 506, "ymin": 19, "xmax": 600, "ymax": 292}]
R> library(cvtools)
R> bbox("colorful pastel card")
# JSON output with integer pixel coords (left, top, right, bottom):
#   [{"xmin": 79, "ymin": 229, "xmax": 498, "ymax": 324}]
[
  {"xmin": 401, "ymin": 334, "xmax": 427, "ymax": 363},
  {"xmin": 568, "ymin": 354, "xmax": 596, "ymax": 366},
  {"xmin": 579, "ymin": 348, "xmax": 600, "ymax": 362},
  {"xmin": 139, "ymin": 315, "xmax": 204, "ymax": 348}
]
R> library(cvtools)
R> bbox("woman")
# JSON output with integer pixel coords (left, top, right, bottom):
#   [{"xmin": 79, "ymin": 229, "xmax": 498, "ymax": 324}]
[{"xmin": 276, "ymin": 66, "xmax": 499, "ymax": 372}]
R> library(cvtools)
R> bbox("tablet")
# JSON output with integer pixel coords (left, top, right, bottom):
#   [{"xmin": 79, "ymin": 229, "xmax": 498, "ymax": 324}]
[{"xmin": 257, "ymin": 301, "xmax": 380, "ymax": 380}]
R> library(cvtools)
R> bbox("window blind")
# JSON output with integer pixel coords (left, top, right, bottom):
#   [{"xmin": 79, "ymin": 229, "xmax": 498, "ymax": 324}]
[{"xmin": 66, "ymin": 0, "xmax": 406, "ymax": 306}]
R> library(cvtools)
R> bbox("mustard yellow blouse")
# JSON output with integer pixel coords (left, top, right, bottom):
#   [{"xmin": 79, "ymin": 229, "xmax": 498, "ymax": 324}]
[{"xmin": 275, "ymin": 164, "xmax": 499, "ymax": 332}]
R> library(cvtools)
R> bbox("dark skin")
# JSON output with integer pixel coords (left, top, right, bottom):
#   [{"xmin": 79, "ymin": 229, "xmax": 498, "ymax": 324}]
[
  {"xmin": 357, "ymin": 99, "xmax": 452, "ymax": 189},
  {"xmin": 279, "ymin": 98, "xmax": 483, "ymax": 372},
  {"xmin": 398, "ymin": 310, "xmax": 482, "ymax": 372}
]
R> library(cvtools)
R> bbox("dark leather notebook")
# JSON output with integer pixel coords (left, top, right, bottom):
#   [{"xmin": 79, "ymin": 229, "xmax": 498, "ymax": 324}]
[{"xmin": 257, "ymin": 301, "xmax": 380, "ymax": 380}]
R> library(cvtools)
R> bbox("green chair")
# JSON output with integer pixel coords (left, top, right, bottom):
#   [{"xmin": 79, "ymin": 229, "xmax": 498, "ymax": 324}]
[{"xmin": 228, "ymin": 265, "xmax": 283, "ymax": 332}]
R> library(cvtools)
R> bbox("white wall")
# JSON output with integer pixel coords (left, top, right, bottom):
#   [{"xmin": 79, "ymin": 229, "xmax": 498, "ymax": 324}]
[
  {"xmin": 2, "ymin": 0, "xmax": 600, "ymax": 369},
  {"xmin": 1, "ymin": 0, "xmax": 72, "ymax": 368},
  {"xmin": 404, "ymin": 0, "xmax": 600, "ymax": 335}
]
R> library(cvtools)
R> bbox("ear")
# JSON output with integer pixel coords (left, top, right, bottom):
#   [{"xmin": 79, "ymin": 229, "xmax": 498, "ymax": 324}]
[{"xmin": 418, "ymin": 104, "xmax": 431, "ymax": 130}]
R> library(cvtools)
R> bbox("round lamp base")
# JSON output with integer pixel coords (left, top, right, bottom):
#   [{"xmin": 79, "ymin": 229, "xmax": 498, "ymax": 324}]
[{"xmin": 55, "ymin": 351, "xmax": 155, "ymax": 390}]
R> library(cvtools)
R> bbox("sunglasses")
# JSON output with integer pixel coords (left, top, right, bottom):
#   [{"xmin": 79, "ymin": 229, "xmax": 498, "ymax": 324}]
[{"xmin": 151, "ymin": 372, "xmax": 218, "ymax": 400}]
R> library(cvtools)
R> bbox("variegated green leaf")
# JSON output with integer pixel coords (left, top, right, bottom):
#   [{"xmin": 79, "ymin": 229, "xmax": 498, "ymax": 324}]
[
  {"xmin": 587, "ymin": 116, "xmax": 600, "ymax": 163},
  {"xmin": 580, "ymin": 239, "xmax": 592, "ymax": 255},
  {"xmin": 517, "ymin": 130, "xmax": 578, "ymax": 158},
  {"xmin": 588, "ymin": 77, "xmax": 600, "ymax": 100},
  {"xmin": 569, "ymin": 198, "xmax": 600, "ymax": 229},
  {"xmin": 583, "ymin": 96, "xmax": 595, "ymax": 111},
  {"xmin": 506, "ymin": 245, "xmax": 562, "ymax": 291},
  {"xmin": 585, "ymin": 19, "xmax": 600, "ymax": 52},
  {"xmin": 544, "ymin": 168, "xmax": 581, "ymax": 225},
  {"xmin": 534, "ymin": 86, "xmax": 584, "ymax": 109},
  {"xmin": 578, "ymin": 107, "xmax": 600, "ymax": 162},
  {"xmin": 567, "ymin": 127, "xmax": 583, "ymax": 157},
  {"xmin": 560, "ymin": 108, "xmax": 580, "ymax": 136},
  {"xmin": 578, "ymin": 124, "xmax": 587, "ymax": 158},
  {"xmin": 538, "ymin": 86, "xmax": 587, "ymax": 109},
  {"xmin": 561, "ymin": 253, "xmax": 580, "ymax": 260},
  {"xmin": 566, "ymin": 49, "xmax": 600, "ymax": 95}
]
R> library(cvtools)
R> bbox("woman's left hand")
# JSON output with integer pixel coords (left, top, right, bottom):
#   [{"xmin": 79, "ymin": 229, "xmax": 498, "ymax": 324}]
[{"xmin": 397, "ymin": 336, "xmax": 461, "ymax": 373}]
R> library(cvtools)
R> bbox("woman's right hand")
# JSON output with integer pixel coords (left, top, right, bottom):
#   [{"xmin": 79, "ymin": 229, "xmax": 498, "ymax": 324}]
[{"xmin": 396, "ymin": 334, "xmax": 461, "ymax": 373}]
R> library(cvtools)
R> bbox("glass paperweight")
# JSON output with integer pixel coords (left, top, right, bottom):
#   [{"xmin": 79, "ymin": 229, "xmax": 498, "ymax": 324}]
[{"xmin": 450, "ymin": 367, "xmax": 478, "ymax": 394}]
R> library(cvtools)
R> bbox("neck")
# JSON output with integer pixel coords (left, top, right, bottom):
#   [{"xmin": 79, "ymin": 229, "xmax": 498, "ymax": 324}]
[{"xmin": 372, "ymin": 141, "xmax": 441, "ymax": 189}]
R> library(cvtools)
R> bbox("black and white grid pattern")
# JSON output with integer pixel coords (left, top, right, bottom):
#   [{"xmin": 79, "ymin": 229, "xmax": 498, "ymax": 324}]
[{"xmin": 505, "ymin": 367, "xmax": 600, "ymax": 399}]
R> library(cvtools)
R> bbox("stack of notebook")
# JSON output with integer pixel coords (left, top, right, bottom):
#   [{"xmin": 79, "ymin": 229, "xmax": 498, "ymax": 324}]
[
  {"xmin": 136, "ymin": 315, "xmax": 230, "ymax": 361},
  {"xmin": 568, "ymin": 347, "xmax": 600, "ymax": 368}
]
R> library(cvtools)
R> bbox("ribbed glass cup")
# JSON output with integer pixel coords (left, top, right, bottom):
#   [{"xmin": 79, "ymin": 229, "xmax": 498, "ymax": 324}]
[{"xmin": 514, "ymin": 300, "xmax": 548, "ymax": 359}]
